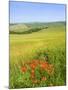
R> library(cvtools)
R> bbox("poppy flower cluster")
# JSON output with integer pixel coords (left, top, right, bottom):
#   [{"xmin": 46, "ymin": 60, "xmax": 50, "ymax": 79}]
[{"xmin": 21, "ymin": 59, "xmax": 54, "ymax": 84}]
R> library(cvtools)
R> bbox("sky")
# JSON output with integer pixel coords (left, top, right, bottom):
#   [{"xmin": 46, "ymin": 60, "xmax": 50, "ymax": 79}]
[{"xmin": 10, "ymin": 1, "xmax": 66, "ymax": 23}]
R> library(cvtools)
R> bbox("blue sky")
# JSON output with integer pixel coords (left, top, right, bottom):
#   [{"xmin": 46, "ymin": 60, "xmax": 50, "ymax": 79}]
[{"xmin": 10, "ymin": 1, "xmax": 66, "ymax": 23}]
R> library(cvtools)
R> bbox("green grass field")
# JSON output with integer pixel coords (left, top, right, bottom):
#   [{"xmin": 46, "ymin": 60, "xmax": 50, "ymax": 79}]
[{"xmin": 9, "ymin": 22, "xmax": 66, "ymax": 88}]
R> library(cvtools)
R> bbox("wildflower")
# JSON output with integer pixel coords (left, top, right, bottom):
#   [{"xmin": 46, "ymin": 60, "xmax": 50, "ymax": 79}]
[
  {"xmin": 40, "ymin": 61, "xmax": 49, "ymax": 70},
  {"xmin": 31, "ymin": 69, "xmax": 35, "ymax": 79},
  {"xmin": 30, "ymin": 63, "xmax": 36, "ymax": 70},
  {"xmin": 21, "ymin": 66, "xmax": 27, "ymax": 73},
  {"xmin": 41, "ymin": 76, "xmax": 47, "ymax": 81},
  {"xmin": 32, "ymin": 60, "xmax": 40, "ymax": 65},
  {"xmin": 31, "ymin": 69, "xmax": 35, "ymax": 73}
]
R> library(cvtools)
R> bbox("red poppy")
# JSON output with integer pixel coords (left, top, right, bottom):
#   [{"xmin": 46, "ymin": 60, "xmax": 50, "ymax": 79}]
[
  {"xmin": 41, "ymin": 76, "xmax": 47, "ymax": 81},
  {"xmin": 40, "ymin": 61, "xmax": 49, "ymax": 70},
  {"xmin": 30, "ymin": 63, "xmax": 37, "ymax": 70},
  {"xmin": 32, "ymin": 60, "xmax": 40, "ymax": 65},
  {"xmin": 31, "ymin": 69, "xmax": 35, "ymax": 79},
  {"xmin": 21, "ymin": 66, "xmax": 27, "ymax": 73},
  {"xmin": 31, "ymin": 69, "xmax": 35, "ymax": 73}
]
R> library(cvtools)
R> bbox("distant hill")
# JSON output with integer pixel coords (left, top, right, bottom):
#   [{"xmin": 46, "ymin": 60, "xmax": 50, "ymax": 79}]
[
  {"xmin": 10, "ymin": 24, "xmax": 29, "ymax": 32},
  {"xmin": 9, "ymin": 21, "xmax": 65, "ymax": 34}
]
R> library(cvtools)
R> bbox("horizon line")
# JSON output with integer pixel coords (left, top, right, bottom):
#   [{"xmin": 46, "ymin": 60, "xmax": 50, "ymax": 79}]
[{"xmin": 10, "ymin": 20, "xmax": 66, "ymax": 24}]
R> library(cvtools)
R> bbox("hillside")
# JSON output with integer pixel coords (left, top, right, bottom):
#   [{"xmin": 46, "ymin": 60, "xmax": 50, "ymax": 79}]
[{"xmin": 9, "ymin": 22, "xmax": 65, "ymax": 34}]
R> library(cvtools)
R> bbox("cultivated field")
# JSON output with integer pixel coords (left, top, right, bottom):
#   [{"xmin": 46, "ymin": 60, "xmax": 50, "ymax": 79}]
[{"xmin": 9, "ymin": 22, "xmax": 66, "ymax": 88}]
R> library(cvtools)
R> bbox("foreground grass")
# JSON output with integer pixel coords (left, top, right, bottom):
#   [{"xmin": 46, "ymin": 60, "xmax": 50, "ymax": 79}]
[
  {"xmin": 10, "ymin": 47, "xmax": 66, "ymax": 88},
  {"xmin": 9, "ymin": 23, "xmax": 66, "ymax": 88}
]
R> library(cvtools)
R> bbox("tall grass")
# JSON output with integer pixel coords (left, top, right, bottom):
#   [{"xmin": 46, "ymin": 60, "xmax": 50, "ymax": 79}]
[{"xmin": 9, "ymin": 47, "xmax": 66, "ymax": 88}]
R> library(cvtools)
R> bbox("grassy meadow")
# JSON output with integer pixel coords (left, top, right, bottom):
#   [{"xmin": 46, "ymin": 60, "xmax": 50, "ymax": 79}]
[{"xmin": 9, "ymin": 22, "xmax": 66, "ymax": 88}]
